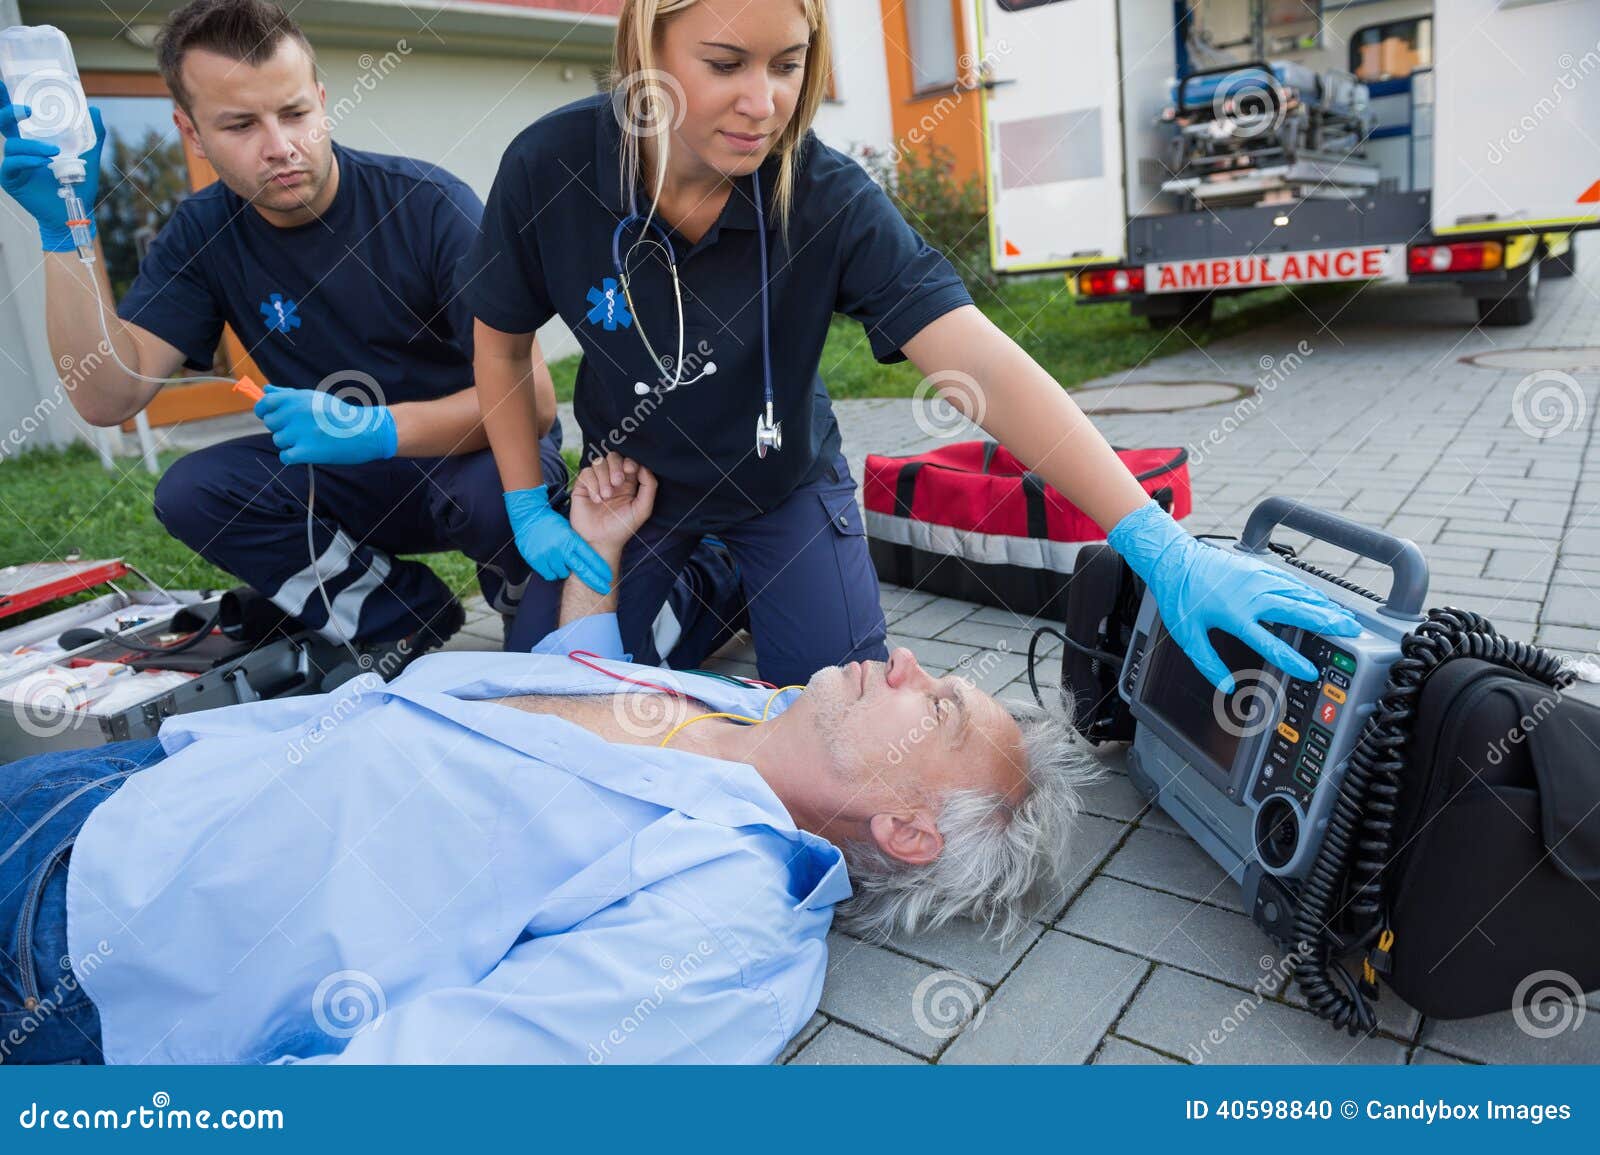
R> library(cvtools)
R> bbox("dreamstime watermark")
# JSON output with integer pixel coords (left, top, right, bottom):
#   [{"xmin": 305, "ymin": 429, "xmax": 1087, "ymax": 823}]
[
  {"xmin": 1483, "ymin": 683, "xmax": 1563, "ymax": 767},
  {"xmin": 9, "ymin": 66, "xmax": 89, "ymax": 143},
  {"xmin": 1511, "ymin": 969, "xmax": 1587, "ymax": 1039},
  {"xmin": 885, "ymin": 642, "xmax": 1011, "ymax": 767},
  {"xmin": 1486, "ymin": 40, "xmax": 1600, "ymax": 164},
  {"xmin": 911, "ymin": 970, "xmax": 986, "ymax": 1040},
  {"xmin": 309, "ymin": 369, "xmax": 390, "ymax": 441},
  {"xmin": 586, "ymin": 940, "xmax": 716, "ymax": 1063},
  {"xmin": 284, "ymin": 679, "xmax": 372, "ymax": 765},
  {"xmin": 587, "ymin": 339, "xmax": 716, "ymax": 461},
  {"xmin": 310, "ymin": 40, "xmax": 413, "ymax": 145},
  {"xmin": 1184, "ymin": 945, "xmax": 1308, "ymax": 1063},
  {"xmin": 1189, "ymin": 340, "xmax": 1315, "ymax": 468},
  {"xmin": 1211, "ymin": 667, "xmax": 1279, "ymax": 740},
  {"xmin": 611, "ymin": 68, "xmax": 688, "ymax": 142},
  {"xmin": 0, "ymin": 940, "xmax": 113, "ymax": 1062},
  {"xmin": 1511, "ymin": 369, "xmax": 1587, "ymax": 440},
  {"xmin": 864, "ymin": 40, "xmax": 1012, "ymax": 173},
  {"xmin": 16, "ymin": 1093, "xmax": 283, "ymax": 1131},
  {"xmin": 611, "ymin": 687, "xmax": 681, "ymax": 741},
  {"xmin": 282, "ymin": 646, "xmax": 414, "ymax": 764},
  {"xmin": 1211, "ymin": 69, "xmax": 1287, "ymax": 141},
  {"xmin": 311, "ymin": 969, "xmax": 387, "ymax": 1039},
  {"xmin": 8, "ymin": 668, "xmax": 96, "ymax": 740},
  {"xmin": 0, "ymin": 342, "xmax": 118, "ymax": 462},
  {"xmin": 910, "ymin": 369, "xmax": 986, "ymax": 440}
]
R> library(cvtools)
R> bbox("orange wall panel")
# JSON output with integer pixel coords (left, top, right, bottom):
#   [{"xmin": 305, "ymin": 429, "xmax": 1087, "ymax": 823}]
[{"xmin": 878, "ymin": 0, "xmax": 984, "ymax": 188}]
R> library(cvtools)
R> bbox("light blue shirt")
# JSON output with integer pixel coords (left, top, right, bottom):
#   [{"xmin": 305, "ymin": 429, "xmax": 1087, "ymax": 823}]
[{"xmin": 66, "ymin": 614, "xmax": 846, "ymax": 1064}]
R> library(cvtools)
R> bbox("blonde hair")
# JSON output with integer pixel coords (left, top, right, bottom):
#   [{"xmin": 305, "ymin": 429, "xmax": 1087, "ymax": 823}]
[{"xmin": 610, "ymin": 0, "xmax": 832, "ymax": 231}]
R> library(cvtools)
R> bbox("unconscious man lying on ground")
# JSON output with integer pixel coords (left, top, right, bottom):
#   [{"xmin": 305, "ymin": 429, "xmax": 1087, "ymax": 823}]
[{"xmin": 0, "ymin": 455, "xmax": 1099, "ymax": 1065}]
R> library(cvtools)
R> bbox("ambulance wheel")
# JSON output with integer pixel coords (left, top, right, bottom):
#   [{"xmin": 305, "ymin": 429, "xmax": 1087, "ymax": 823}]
[
  {"xmin": 1542, "ymin": 243, "xmax": 1577, "ymax": 279},
  {"xmin": 1144, "ymin": 294, "xmax": 1213, "ymax": 330},
  {"xmin": 1476, "ymin": 259, "xmax": 1539, "ymax": 327}
]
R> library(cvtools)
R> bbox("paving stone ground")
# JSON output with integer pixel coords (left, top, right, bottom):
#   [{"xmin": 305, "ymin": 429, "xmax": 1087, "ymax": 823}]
[{"xmin": 443, "ymin": 255, "xmax": 1600, "ymax": 1065}]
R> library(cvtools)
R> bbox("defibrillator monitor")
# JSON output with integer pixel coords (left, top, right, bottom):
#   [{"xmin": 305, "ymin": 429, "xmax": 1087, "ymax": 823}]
[
  {"xmin": 1117, "ymin": 497, "xmax": 1428, "ymax": 900},
  {"xmin": 1130, "ymin": 621, "xmax": 1278, "ymax": 795}
]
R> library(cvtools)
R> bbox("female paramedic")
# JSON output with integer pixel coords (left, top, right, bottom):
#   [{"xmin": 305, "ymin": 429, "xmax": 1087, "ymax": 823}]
[{"xmin": 460, "ymin": 0, "xmax": 1362, "ymax": 690}]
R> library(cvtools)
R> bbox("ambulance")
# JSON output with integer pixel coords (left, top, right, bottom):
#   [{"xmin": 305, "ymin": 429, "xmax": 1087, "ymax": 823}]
[{"xmin": 975, "ymin": 0, "xmax": 1600, "ymax": 327}]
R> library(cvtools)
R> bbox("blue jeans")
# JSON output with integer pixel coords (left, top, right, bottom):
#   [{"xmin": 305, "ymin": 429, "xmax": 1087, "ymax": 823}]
[{"xmin": 0, "ymin": 738, "xmax": 167, "ymax": 1065}]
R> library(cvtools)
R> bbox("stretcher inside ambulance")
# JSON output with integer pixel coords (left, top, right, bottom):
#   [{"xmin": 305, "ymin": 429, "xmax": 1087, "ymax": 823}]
[{"xmin": 975, "ymin": 0, "xmax": 1599, "ymax": 329}]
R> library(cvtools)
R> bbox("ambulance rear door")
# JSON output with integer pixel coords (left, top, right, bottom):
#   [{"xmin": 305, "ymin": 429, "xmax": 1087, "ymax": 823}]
[
  {"xmin": 1432, "ymin": 0, "xmax": 1600, "ymax": 238},
  {"xmin": 975, "ymin": 0, "xmax": 1129, "ymax": 272}
]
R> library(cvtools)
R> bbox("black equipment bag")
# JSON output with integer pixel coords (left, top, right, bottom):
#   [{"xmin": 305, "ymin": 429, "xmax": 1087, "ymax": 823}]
[
  {"xmin": 1030, "ymin": 527, "xmax": 1600, "ymax": 1029},
  {"xmin": 1382, "ymin": 655, "xmax": 1600, "ymax": 1019},
  {"xmin": 1027, "ymin": 491, "xmax": 1173, "ymax": 745},
  {"xmin": 1031, "ymin": 543, "xmax": 1146, "ymax": 745}
]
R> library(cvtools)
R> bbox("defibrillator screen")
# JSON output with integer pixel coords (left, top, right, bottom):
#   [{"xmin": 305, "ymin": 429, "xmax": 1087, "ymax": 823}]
[{"xmin": 1139, "ymin": 620, "xmax": 1279, "ymax": 788}]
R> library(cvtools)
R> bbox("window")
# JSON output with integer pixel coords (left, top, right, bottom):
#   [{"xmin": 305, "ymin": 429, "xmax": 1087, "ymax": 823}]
[
  {"xmin": 905, "ymin": 0, "xmax": 958, "ymax": 94},
  {"xmin": 84, "ymin": 71, "xmax": 265, "ymax": 425},
  {"xmin": 1350, "ymin": 17, "xmax": 1434, "ymax": 82},
  {"xmin": 85, "ymin": 86, "xmax": 189, "ymax": 300}
]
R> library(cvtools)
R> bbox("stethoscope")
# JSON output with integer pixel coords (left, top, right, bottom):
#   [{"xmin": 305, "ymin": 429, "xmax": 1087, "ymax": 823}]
[{"xmin": 610, "ymin": 167, "xmax": 782, "ymax": 457}]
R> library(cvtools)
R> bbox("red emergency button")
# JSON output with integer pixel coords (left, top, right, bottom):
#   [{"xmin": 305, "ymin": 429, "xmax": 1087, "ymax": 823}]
[{"xmin": 1318, "ymin": 701, "xmax": 1339, "ymax": 726}]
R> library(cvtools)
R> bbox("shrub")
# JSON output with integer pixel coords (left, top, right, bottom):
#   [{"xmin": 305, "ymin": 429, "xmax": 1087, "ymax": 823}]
[{"xmin": 853, "ymin": 142, "xmax": 997, "ymax": 302}]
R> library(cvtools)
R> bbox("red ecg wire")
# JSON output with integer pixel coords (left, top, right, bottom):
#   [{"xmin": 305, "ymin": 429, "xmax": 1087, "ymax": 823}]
[{"xmin": 566, "ymin": 650, "xmax": 689, "ymax": 697}]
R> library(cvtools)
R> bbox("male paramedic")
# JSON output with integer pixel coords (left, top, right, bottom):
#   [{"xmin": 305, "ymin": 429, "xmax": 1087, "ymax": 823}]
[
  {"xmin": 0, "ymin": 0, "xmax": 567, "ymax": 652},
  {"xmin": 0, "ymin": 452, "xmax": 1095, "ymax": 1065}
]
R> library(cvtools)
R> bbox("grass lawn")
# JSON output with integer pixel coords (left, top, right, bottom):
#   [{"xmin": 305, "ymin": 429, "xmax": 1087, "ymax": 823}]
[
  {"xmin": 0, "ymin": 446, "xmax": 534, "ymax": 609},
  {"xmin": 547, "ymin": 279, "xmax": 1314, "ymax": 401},
  {"xmin": 3, "ymin": 283, "xmax": 1309, "ymax": 606}
]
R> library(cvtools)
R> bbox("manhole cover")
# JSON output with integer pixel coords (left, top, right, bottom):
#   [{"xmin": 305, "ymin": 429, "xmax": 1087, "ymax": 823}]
[
  {"xmin": 1070, "ymin": 381, "xmax": 1249, "ymax": 414},
  {"xmin": 1462, "ymin": 347, "xmax": 1600, "ymax": 372}
]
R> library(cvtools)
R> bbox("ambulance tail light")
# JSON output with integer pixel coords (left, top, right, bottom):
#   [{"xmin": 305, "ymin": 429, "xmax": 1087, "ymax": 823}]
[
  {"xmin": 1078, "ymin": 267, "xmax": 1146, "ymax": 297},
  {"xmin": 1408, "ymin": 241, "xmax": 1503, "ymax": 276}
]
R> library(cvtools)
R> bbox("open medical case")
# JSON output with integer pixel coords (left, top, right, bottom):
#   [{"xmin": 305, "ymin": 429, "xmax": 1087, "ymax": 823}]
[{"xmin": 0, "ymin": 559, "xmax": 366, "ymax": 760}]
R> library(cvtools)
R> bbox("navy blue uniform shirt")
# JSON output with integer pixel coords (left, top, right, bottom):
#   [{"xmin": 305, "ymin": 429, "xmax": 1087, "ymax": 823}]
[
  {"xmin": 458, "ymin": 93, "xmax": 972, "ymax": 533},
  {"xmin": 119, "ymin": 140, "xmax": 484, "ymax": 406}
]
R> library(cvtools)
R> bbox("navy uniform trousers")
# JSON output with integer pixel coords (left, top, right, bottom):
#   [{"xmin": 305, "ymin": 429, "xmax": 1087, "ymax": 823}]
[
  {"xmin": 508, "ymin": 451, "xmax": 890, "ymax": 687},
  {"xmin": 153, "ymin": 429, "xmax": 569, "ymax": 646}
]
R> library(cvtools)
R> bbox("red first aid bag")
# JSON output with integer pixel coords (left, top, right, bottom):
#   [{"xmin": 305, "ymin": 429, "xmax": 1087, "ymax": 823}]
[{"xmin": 862, "ymin": 441, "xmax": 1190, "ymax": 617}]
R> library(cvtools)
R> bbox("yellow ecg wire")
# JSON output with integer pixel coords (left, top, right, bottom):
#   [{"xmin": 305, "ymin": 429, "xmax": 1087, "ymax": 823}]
[
  {"xmin": 658, "ymin": 684, "xmax": 807, "ymax": 747},
  {"xmin": 659, "ymin": 712, "xmax": 762, "ymax": 748},
  {"xmin": 762, "ymin": 685, "xmax": 805, "ymax": 720}
]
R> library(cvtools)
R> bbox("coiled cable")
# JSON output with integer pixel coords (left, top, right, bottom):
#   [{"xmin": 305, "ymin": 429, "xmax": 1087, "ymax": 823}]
[
  {"xmin": 1290, "ymin": 606, "xmax": 1573, "ymax": 1035},
  {"xmin": 1271, "ymin": 547, "xmax": 1385, "ymax": 606}
]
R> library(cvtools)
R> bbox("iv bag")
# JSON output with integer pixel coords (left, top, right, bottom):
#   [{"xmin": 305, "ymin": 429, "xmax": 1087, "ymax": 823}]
[{"xmin": 0, "ymin": 25, "xmax": 96, "ymax": 182}]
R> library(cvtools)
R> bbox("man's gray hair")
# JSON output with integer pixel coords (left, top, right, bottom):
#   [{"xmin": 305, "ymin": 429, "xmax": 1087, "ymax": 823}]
[{"xmin": 833, "ymin": 690, "xmax": 1106, "ymax": 943}]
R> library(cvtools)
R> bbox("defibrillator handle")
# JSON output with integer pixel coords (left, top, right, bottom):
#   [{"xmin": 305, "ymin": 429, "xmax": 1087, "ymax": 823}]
[{"xmin": 1238, "ymin": 497, "xmax": 1429, "ymax": 619}]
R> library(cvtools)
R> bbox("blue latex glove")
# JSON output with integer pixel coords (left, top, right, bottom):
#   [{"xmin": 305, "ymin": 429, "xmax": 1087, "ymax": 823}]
[
  {"xmin": 504, "ymin": 485, "xmax": 613, "ymax": 595},
  {"xmin": 0, "ymin": 87, "xmax": 105, "ymax": 252},
  {"xmin": 253, "ymin": 383, "xmax": 398, "ymax": 466},
  {"xmin": 1108, "ymin": 499, "xmax": 1363, "ymax": 693}
]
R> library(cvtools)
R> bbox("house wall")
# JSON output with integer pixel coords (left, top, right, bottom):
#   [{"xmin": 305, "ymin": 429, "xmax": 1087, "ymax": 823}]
[
  {"xmin": 879, "ymin": 0, "xmax": 984, "ymax": 186},
  {"xmin": 811, "ymin": 0, "xmax": 895, "ymax": 157}
]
